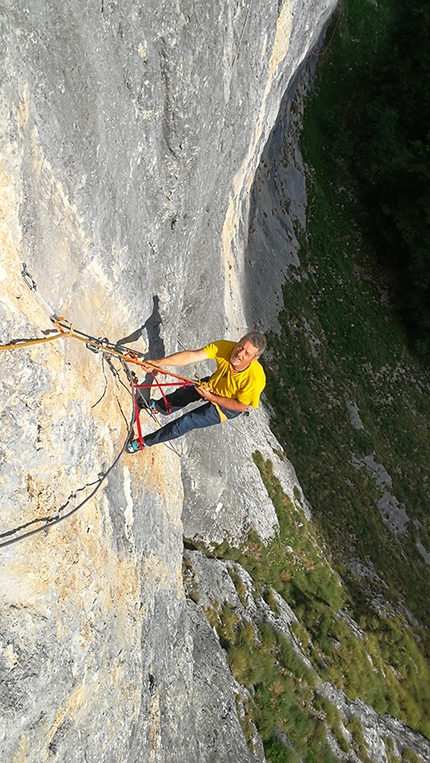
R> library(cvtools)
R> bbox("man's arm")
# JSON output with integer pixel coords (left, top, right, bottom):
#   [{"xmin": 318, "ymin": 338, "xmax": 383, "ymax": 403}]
[
  {"xmin": 196, "ymin": 386, "xmax": 248, "ymax": 412},
  {"xmin": 146, "ymin": 348, "xmax": 208, "ymax": 367}
]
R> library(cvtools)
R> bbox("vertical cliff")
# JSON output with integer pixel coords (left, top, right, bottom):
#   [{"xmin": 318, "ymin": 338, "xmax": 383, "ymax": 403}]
[{"xmin": 0, "ymin": 2, "xmax": 337, "ymax": 761}]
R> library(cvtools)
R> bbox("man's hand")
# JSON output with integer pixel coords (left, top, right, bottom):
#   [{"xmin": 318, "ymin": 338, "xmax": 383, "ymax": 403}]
[
  {"xmin": 141, "ymin": 360, "xmax": 159, "ymax": 372},
  {"xmin": 197, "ymin": 385, "xmax": 249, "ymax": 412},
  {"xmin": 196, "ymin": 385, "xmax": 214, "ymax": 401}
]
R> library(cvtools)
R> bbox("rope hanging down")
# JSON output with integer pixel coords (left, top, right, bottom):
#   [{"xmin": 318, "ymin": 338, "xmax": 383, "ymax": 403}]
[
  {"xmin": 0, "ymin": 440, "xmax": 126, "ymax": 549},
  {"xmin": 310, "ymin": 1, "xmax": 343, "ymax": 58},
  {"xmin": 0, "ymin": 358, "xmax": 190, "ymax": 548},
  {"xmin": 0, "ymin": 264, "xmax": 226, "ymax": 546}
]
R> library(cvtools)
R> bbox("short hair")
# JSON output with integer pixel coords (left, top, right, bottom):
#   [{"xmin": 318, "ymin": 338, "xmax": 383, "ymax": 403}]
[{"xmin": 240, "ymin": 331, "xmax": 267, "ymax": 357}]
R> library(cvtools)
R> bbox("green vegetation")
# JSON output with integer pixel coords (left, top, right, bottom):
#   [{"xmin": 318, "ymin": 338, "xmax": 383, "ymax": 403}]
[
  {"xmin": 206, "ymin": 457, "xmax": 430, "ymax": 739},
  {"xmin": 192, "ymin": 1, "xmax": 430, "ymax": 758},
  {"xmin": 402, "ymin": 750, "xmax": 422, "ymax": 763},
  {"xmin": 206, "ymin": 601, "xmax": 339, "ymax": 763},
  {"xmin": 228, "ymin": 568, "xmax": 248, "ymax": 607},
  {"xmin": 258, "ymin": 0, "xmax": 430, "ymax": 749},
  {"xmin": 303, "ymin": 0, "xmax": 430, "ymax": 351},
  {"xmin": 349, "ymin": 0, "xmax": 430, "ymax": 352},
  {"xmin": 345, "ymin": 717, "xmax": 370, "ymax": 762},
  {"xmin": 253, "ymin": 0, "xmax": 430, "ymax": 745},
  {"xmin": 264, "ymin": 0, "xmax": 430, "ymax": 643}
]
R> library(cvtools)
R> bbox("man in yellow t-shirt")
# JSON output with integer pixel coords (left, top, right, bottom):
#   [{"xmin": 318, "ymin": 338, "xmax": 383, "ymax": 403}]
[{"xmin": 126, "ymin": 331, "xmax": 266, "ymax": 452}]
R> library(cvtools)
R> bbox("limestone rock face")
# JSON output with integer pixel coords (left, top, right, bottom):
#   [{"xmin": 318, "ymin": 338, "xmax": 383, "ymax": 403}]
[{"xmin": 0, "ymin": 2, "xmax": 337, "ymax": 761}]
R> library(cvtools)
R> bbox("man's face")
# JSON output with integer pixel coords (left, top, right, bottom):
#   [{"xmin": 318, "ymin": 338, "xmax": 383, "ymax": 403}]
[{"xmin": 230, "ymin": 339, "xmax": 259, "ymax": 371}]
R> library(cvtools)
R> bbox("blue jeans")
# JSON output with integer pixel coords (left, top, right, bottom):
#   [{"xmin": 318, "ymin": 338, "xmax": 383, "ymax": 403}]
[{"xmin": 143, "ymin": 379, "xmax": 242, "ymax": 447}]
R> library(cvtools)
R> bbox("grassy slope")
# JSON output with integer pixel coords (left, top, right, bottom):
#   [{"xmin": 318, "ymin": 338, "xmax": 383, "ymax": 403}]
[
  {"xmin": 268, "ymin": 0, "xmax": 430, "ymax": 627},
  {"xmin": 263, "ymin": 0, "xmax": 430, "ymax": 732},
  {"xmin": 202, "ymin": 1, "xmax": 430, "ymax": 757}
]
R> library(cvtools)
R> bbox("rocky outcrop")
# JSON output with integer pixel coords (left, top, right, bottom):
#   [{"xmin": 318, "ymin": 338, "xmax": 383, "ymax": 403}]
[
  {"xmin": 320, "ymin": 683, "xmax": 430, "ymax": 763},
  {"xmin": 0, "ymin": 2, "xmax": 337, "ymax": 762},
  {"xmin": 184, "ymin": 550, "xmax": 430, "ymax": 763}
]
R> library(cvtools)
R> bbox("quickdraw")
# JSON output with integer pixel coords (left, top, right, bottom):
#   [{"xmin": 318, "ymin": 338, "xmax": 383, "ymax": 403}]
[
  {"xmin": 0, "ymin": 266, "xmax": 224, "ymax": 546},
  {"xmin": 1, "ymin": 264, "xmax": 209, "ymax": 397},
  {"xmin": 21, "ymin": 262, "xmax": 59, "ymax": 318},
  {"xmin": 1, "ymin": 264, "xmax": 223, "ymax": 429}
]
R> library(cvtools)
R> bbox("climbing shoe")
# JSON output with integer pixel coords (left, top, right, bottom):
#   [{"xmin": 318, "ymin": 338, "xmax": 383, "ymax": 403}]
[
  {"xmin": 148, "ymin": 399, "xmax": 171, "ymax": 415},
  {"xmin": 126, "ymin": 438, "xmax": 145, "ymax": 453},
  {"xmin": 137, "ymin": 398, "xmax": 159, "ymax": 414}
]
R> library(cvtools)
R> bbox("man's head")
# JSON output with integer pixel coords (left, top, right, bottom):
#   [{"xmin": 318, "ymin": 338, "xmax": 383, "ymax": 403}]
[{"xmin": 230, "ymin": 331, "xmax": 266, "ymax": 371}]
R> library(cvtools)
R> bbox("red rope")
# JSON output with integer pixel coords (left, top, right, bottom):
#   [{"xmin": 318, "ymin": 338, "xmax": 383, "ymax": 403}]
[
  {"xmin": 151, "ymin": 370, "xmax": 173, "ymax": 414},
  {"xmin": 132, "ymin": 381, "xmax": 188, "ymax": 389},
  {"xmin": 133, "ymin": 387, "xmax": 145, "ymax": 448},
  {"xmin": 311, "ymin": 2, "xmax": 343, "ymax": 58},
  {"xmin": 130, "ymin": 372, "xmax": 194, "ymax": 443}
]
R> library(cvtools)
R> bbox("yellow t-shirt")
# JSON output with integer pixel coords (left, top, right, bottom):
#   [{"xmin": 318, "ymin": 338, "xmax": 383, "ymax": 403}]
[{"xmin": 203, "ymin": 340, "xmax": 266, "ymax": 408}]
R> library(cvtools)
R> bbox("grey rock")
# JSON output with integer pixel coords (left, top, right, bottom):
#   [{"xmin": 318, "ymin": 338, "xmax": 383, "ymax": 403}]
[
  {"xmin": 181, "ymin": 404, "xmax": 307, "ymax": 544},
  {"xmin": 416, "ymin": 539, "xmax": 430, "ymax": 566},
  {"xmin": 346, "ymin": 400, "xmax": 365, "ymax": 431},
  {"xmin": 185, "ymin": 600, "xmax": 264, "ymax": 763},
  {"xmin": 184, "ymin": 549, "xmax": 298, "ymax": 636},
  {"xmin": 320, "ymin": 683, "xmax": 430, "ymax": 763},
  {"xmin": 245, "ymin": 67, "xmax": 307, "ymax": 334},
  {"xmin": 351, "ymin": 453, "xmax": 410, "ymax": 534}
]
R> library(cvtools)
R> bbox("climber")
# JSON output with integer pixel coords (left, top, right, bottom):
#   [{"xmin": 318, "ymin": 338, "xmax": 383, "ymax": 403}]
[{"xmin": 126, "ymin": 332, "xmax": 266, "ymax": 452}]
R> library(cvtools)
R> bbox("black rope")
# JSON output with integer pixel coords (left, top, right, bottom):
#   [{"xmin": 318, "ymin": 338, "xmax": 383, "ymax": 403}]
[
  {"xmin": 0, "ymin": 355, "xmax": 138, "ymax": 550},
  {"xmin": 0, "ymin": 433, "xmax": 130, "ymax": 549},
  {"xmin": 0, "ymin": 338, "xmax": 199, "ymax": 550},
  {"xmin": 91, "ymin": 355, "xmax": 109, "ymax": 409}
]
